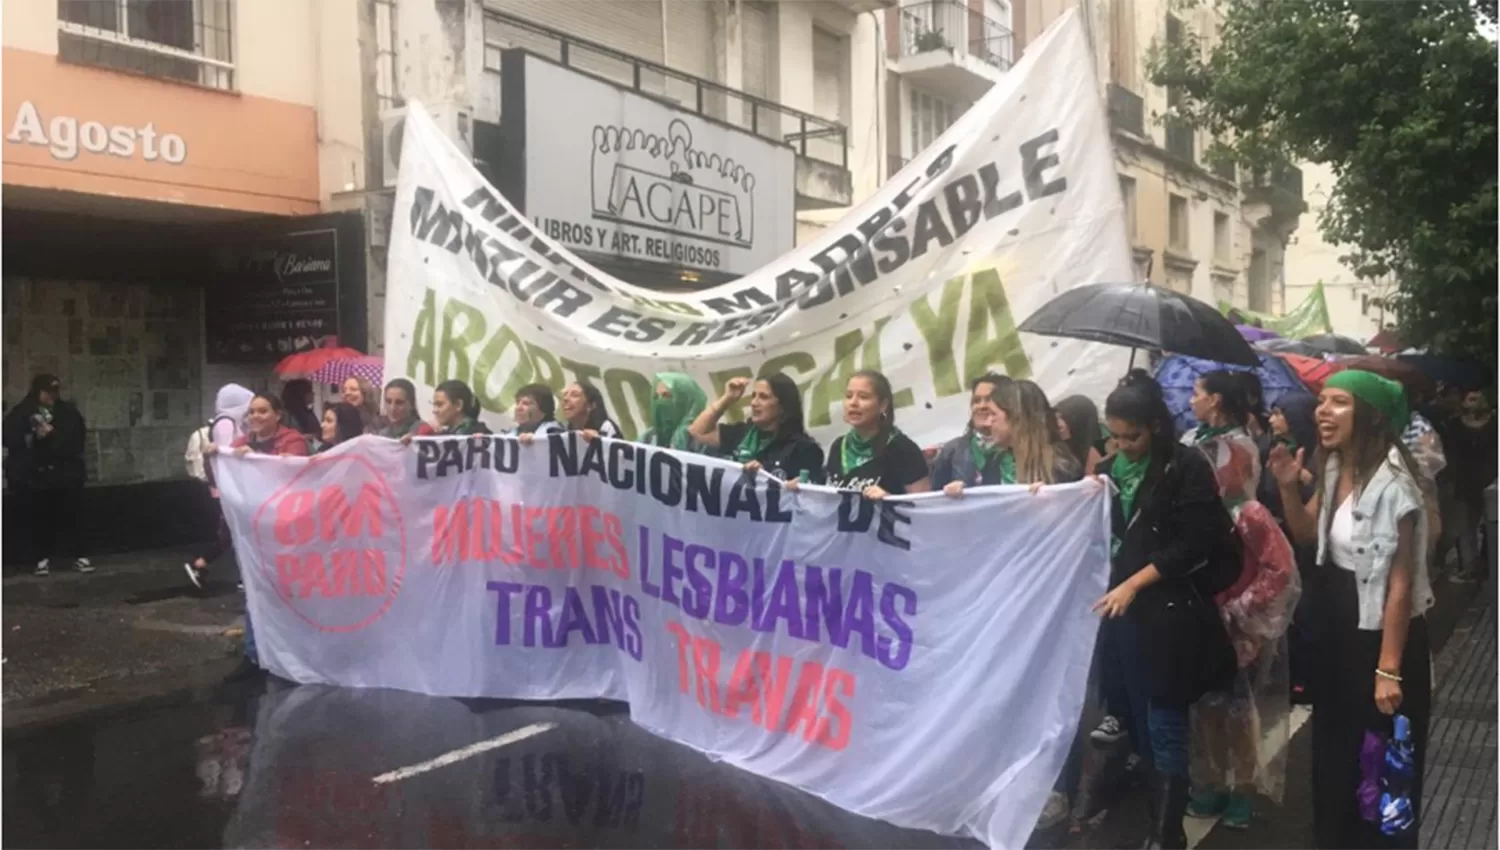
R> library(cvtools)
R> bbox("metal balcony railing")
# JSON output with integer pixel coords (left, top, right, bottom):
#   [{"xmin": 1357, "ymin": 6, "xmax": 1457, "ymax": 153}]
[
  {"xmin": 1164, "ymin": 117, "xmax": 1195, "ymax": 163},
  {"xmin": 1107, "ymin": 84, "xmax": 1144, "ymax": 136},
  {"xmin": 57, "ymin": 0, "xmax": 235, "ymax": 91},
  {"xmin": 1245, "ymin": 161, "xmax": 1304, "ymax": 199},
  {"xmin": 482, "ymin": 9, "xmax": 848, "ymax": 169},
  {"xmin": 898, "ymin": 0, "xmax": 1012, "ymax": 71}
]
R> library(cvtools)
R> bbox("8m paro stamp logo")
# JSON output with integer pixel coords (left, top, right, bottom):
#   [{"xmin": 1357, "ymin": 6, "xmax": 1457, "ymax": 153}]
[{"xmin": 251, "ymin": 455, "xmax": 408, "ymax": 632}]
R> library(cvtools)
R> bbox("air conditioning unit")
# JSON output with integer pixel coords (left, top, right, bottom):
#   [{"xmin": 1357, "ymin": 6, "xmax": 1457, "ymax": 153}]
[{"xmin": 380, "ymin": 102, "xmax": 473, "ymax": 189}]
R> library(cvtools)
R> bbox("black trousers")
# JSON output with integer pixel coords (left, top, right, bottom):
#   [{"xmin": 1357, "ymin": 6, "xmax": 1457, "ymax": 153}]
[
  {"xmin": 1309, "ymin": 564, "xmax": 1430, "ymax": 849},
  {"xmin": 21, "ymin": 486, "xmax": 81, "ymax": 564},
  {"xmin": 195, "ymin": 501, "xmax": 232, "ymax": 565}
]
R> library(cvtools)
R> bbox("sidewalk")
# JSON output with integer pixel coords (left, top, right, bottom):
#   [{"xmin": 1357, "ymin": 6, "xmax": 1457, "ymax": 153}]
[
  {"xmin": 1421, "ymin": 587, "xmax": 1497, "ymax": 849},
  {"xmin": 2, "ymin": 547, "xmax": 247, "ymax": 727}
]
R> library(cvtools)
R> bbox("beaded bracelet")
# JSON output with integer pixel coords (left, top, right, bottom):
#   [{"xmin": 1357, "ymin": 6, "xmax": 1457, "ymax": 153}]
[{"xmin": 1376, "ymin": 668, "xmax": 1403, "ymax": 683}]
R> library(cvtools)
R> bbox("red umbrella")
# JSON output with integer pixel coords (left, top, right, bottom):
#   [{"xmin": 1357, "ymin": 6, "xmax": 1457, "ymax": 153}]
[
  {"xmin": 1275, "ymin": 353, "xmax": 1339, "ymax": 394},
  {"xmin": 274, "ymin": 346, "xmax": 365, "ymax": 378},
  {"xmin": 1367, "ymin": 328, "xmax": 1405, "ymax": 354}
]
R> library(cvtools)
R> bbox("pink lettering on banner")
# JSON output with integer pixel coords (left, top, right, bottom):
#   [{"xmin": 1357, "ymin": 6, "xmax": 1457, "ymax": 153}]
[{"xmin": 250, "ymin": 455, "xmax": 409, "ymax": 632}]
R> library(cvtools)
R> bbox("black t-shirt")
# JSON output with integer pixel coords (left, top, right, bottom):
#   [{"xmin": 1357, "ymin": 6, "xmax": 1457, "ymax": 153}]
[
  {"xmin": 718, "ymin": 422, "xmax": 825, "ymax": 483},
  {"xmin": 824, "ymin": 432, "xmax": 931, "ymax": 495}
]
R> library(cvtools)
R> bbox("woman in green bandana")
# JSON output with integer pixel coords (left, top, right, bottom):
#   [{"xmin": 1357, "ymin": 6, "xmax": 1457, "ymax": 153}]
[
  {"xmin": 941, "ymin": 378, "xmax": 1083, "ymax": 497},
  {"xmin": 1183, "ymin": 370, "xmax": 1262, "ymax": 515},
  {"xmin": 688, "ymin": 373, "xmax": 824, "ymax": 483},
  {"xmin": 1268, "ymin": 370, "xmax": 1432, "ymax": 850},
  {"xmin": 822, "ymin": 370, "xmax": 930, "ymax": 499},
  {"xmin": 427, "ymin": 379, "xmax": 490, "ymax": 437},
  {"xmin": 1093, "ymin": 372, "xmax": 1240, "ymax": 850},
  {"xmin": 640, "ymin": 372, "xmax": 711, "ymax": 454}
]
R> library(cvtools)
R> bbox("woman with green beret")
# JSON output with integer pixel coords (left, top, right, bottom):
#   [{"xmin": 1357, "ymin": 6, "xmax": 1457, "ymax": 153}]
[{"xmin": 1268, "ymin": 370, "xmax": 1433, "ymax": 849}]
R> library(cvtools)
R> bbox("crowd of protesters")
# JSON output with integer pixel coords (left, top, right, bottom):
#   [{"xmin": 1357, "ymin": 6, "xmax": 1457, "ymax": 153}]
[{"xmin": 4, "ymin": 357, "xmax": 1494, "ymax": 847}]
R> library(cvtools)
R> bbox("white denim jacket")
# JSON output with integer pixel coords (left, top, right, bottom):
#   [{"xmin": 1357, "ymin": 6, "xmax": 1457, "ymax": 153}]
[{"xmin": 1317, "ymin": 447, "xmax": 1435, "ymax": 630}]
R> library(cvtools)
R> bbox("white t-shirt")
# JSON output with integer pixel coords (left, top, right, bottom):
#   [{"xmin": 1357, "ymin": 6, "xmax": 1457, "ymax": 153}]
[{"xmin": 1328, "ymin": 494, "xmax": 1360, "ymax": 570}]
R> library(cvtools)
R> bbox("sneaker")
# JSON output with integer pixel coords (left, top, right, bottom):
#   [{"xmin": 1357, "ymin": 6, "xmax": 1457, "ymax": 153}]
[
  {"xmin": 1037, "ymin": 791, "xmax": 1069, "ymax": 830},
  {"xmin": 1221, "ymin": 794, "xmax": 1252, "ymax": 830},
  {"xmin": 1186, "ymin": 789, "xmax": 1230, "ymax": 819},
  {"xmin": 184, "ymin": 562, "xmax": 205, "ymax": 589},
  {"xmin": 33, "ymin": 559, "xmax": 50, "ymax": 577},
  {"xmin": 1089, "ymin": 714, "xmax": 1126, "ymax": 744},
  {"xmin": 73, "ymin": 558, "xmax": 94, "ymax": 574}
]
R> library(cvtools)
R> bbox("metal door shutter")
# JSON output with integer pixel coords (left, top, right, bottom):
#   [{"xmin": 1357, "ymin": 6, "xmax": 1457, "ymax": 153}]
[
  {"xmin": 665, "ymin": 0, "xmax": 714, "ymax": 81},
  {"xmin": 743, "ymin": 0, "xmax": 771, "ymax": 98},
  {"xmin": 488, "ymin": 0, "xmax": 664, "ymax": 63}
]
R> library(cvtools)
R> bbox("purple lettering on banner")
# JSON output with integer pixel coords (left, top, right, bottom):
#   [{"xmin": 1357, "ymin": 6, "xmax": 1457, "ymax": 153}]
[
  {"xmin": 843, "ymin": 570, "xmax": 878, "ymax": 659},
  {"xmin": 623, "ymin": 594, "xmax": 643, "ymax": 660},
  {"xmin": 713, "ymin": 550, "xmax": 750, "ymax": 627},
  {"xmin": 487, "ymin": 580, "xmax": 524, "ymax": 645},
  {"xmin": 525, "ymin": 585, "xmax": 557, "ymax": 648},
  {"xmin": 592, "ymin": 585, "xmax": 625, "ymax": 648},
  {"xmin": 804, "ymin": 566, "xmax": 845, "ymax": 647},
  {"xmin": 878, "ymin": 583, "xmax": 918, "ymax": 670},
  {"xmin": 750, "ymin": 557, "xmax": 770, "ymax": 628},
  {"xmin": 557, "ymin": 586, "xmax": 599, "ymax": 645},
  {"xmin": 661, "ymin": 534, "xmax": 685, "ymax": 606},
  {"xmin": 638, "ymin": 525, "xmax": 661, "ymax": 599},
  {"xmin": 757, "ymin": 560, "xmax": 807, "ymax": 638},
  {"xmin": 682, "ymin": 543, "xmax": 714, "ymax": 620}
]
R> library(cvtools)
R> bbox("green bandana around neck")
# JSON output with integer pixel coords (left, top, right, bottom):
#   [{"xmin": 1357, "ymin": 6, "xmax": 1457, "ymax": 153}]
[
  {"xmin": 1192, "ymin": 423, "xmax": 1238, "ymax": 444},
  {"xmin": 997, "ymin": 449, "xmax": 1017, "ymax": 485},
  {"xmin": 1325, "ymin": 369, "xmax": 1410, "ymax": 437},
  {"xmin": 385, "ymin": 417, "xmax": 422, "ymax": 439},
  {"xmin": 733, "ymin": 426, "xmax": 771, "ymax": 462},
  {"xmin": 651, "ymin": 372, "xmax": 708, "ymax": 450},
  {"xmin": 1109, "ymin": 450, "xmax": 1150, "ymax": 555},
  {"xmin": 840, "ymin": 428, "xmax": 881, "ymax": 474},
  {"xmin": 968, "ymin": 432, "xmax": 997, "ymax": 478}
]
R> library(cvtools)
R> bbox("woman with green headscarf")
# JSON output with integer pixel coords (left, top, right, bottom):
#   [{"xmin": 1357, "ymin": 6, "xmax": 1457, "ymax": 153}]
[
  {"xmin": 1269, "ymin": 370, "xmax": 1432, "ymax": 849},
  {"xmin": 640, "ymin": 373, "xmax": 712, "ymax": 454}
]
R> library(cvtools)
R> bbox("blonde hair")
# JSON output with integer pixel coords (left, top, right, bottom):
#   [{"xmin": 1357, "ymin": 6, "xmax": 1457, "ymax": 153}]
[
  {"xmin": 345, "ymin": 376, "xmax": 381, "ymax": 433},
  {"xmin": 994, "ymin": 380, "xmax": 1059, "ymax": 484}
]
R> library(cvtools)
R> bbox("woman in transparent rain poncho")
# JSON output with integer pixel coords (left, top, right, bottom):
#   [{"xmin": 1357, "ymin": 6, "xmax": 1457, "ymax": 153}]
[{"xmin": 1181, "ymin": 370, "xmax": 1301, "ymax": 830}]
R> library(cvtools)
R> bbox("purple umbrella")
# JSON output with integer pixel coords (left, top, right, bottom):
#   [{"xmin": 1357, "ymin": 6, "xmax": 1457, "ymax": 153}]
[
  {"xmin": 309, "ymin": 356, "xmax": 384, "ymax": 387},
  {"xmin": 1236, "ymin": 324, "xmax": 1281, "ymax": 343}
]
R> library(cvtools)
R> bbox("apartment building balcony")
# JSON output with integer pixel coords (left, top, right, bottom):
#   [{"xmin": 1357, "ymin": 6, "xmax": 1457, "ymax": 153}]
[
  {"xmin": 833, "ymin": 0, "xmax": 901, "ymax": 11},
  {"xmin": 1242, "ymin": 159, "xmax": 1307, "ymax": 234},
  {"xmin": 482, "ymin": 9, "xmax": 853, "ymax": 210},
  {"xmin": 892, "ymin": 0, "xmax": 1012, "ymax": 102},
  {"xmin": 1107, "ymin": 84, "xmax": 1145, "ymax": 138}
]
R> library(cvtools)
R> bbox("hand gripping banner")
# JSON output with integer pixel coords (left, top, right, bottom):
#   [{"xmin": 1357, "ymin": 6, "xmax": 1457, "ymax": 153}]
[{"xmin": 216, "ymin": 434, "xmax": 1110, "ymax": 849}]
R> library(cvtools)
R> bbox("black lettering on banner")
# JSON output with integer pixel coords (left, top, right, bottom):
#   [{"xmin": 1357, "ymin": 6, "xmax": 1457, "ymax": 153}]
[
  {"xmin": 1021, "ymin": 128, "xmax": 1068, "ymax": 200},
  {"xmin": 703, "ymin": 286, "xmax": 774, "ymax": 317}
]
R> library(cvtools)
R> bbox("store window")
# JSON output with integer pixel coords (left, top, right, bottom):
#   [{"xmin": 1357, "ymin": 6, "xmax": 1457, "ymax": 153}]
[{"xmin": 57, "ymin": 0, "xmax": 235, "ymax": 90}]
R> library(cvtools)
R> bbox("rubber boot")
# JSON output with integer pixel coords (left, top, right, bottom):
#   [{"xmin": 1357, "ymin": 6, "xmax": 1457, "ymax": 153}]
[{"xmin": 1142, "ymin": 773, "xmax": 1190, "ymax": 850}]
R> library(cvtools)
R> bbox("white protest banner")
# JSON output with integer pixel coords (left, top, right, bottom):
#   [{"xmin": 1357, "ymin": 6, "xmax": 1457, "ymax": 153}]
[
  {"xmin": 215, "ymin": 434, "xmax": 1110, "ymax": 849},
  {"xmin": 382, "ymin": 10, "xmax": 1131, "ymax": 446}
]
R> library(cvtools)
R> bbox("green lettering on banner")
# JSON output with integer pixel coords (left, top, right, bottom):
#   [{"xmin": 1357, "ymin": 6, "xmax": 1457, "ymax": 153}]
[
  {"xmin": 965, "ymin": 268, "xmax": 1032, "ymax": 383},
  {"xmin": 439, "ymin": 297, "xmax": 487, "ymax": 384},
  {"xmin": 406, "ymin": 288, "xmax": 439, "ymax": 386},
  {"xmin": 473, "ymin": 323, "xmax": 532, "ymax": 412},
  {"xmin": 561, "ymin": 357, "xmax": 603, "ymax": 389},
  {"xmin": 862, "ymin": 318, "xmax": 916, "ymax": 411},
  {"xmin": 525, "ymin": 343, "xmax": 566, "ymax": 395},
  {"xmin": 910, "ymin": 275, "xmax": 965, "ymax": 399},
  {"xmin": 604, "ymin": 368, "xmax": 653, "ymax": 439}
]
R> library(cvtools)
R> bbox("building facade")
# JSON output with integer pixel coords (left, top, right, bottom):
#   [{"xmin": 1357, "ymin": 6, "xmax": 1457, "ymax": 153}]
[{"xmin": 1283, "ymin": 160, "xmax": 1392, "ymax": 340}]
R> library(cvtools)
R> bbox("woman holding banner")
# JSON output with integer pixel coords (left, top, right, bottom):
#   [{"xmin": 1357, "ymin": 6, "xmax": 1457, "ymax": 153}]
[
  {"xmin": 941, "ymin": 379, "xmax": 1082, "ymax": 496},
  {"xmin": 317, "ymin": 402, "xmax": 365, "ymax": 452},
  {"xmin": 379, "ymin": 379, "xmax": 434, "ymax": 439},
  {"xmin": 930, "ymin": 373, "xmax": 1012, "ymax": 489},
  {"xmin": 688, "ymin": 374, "xmax": 824, "ymax": 483},
  {"xmin": 560, "ymin": 382, "xmax": 621, "ymax": 440},
  {"xmin": 823, "ymin": 370, "xmax": 930, "ymax": 498},
  {"xmin": 429, "ymin": 380, "xmax": 490, "ymax": 436},
  {"xmin": 511, "ymin": 384, "xmax": 562, "ymax": 437},
  {"xmin": 640, "ymin": 373, "xmax": 710, "ymax": 454},
  {"xmin": 1094, "ymin": 373, "xmax": 1239, "ymax": 850}
]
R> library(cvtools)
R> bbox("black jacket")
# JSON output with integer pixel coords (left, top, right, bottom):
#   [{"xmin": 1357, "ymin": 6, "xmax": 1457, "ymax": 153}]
[
  {"xmin": 1105, "ymin": 441, "xmax": 1238, "ymax": 705},
  {"xmin": 3, "ymin": 398, "xmax": 87, "ymax": 490}
]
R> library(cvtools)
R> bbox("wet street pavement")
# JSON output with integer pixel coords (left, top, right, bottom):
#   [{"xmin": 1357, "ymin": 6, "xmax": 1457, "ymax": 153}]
[{"xmin": 4, "ymin": 681, "xmax": 984, "ymax": 849}]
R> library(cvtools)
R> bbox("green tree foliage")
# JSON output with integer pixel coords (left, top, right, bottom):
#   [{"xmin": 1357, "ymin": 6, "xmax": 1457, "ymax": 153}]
[{"xmin": 1149, "ymin": 1, "xmax": 1497, "ymax": 370}]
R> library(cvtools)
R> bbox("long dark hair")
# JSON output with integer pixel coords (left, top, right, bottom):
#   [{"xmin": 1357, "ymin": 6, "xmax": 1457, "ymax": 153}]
[
  {"xmin": 968, "ymin": 372, "xmax": 1012, "ymax": 434},
  {"xmin": 570, "ymin": 382, "xmax": 610, "ymax": 431},
  {"xmin": 762, "ymin": 372, "xmax": 808, "ymax": 439},
  {"xmin": 849, "ymin": 369, "xmax": 896, "ymax": 457},
  {"xmin": 1229, "ymin": 370, "xmax": 1268, "ymax": 433},
  {"xmin": 435, "ymin": 379, "xmax": 480, "ymax": 420},
  {"xmin": 324, "ymin": 401, "xmax": 365, "ymax": 445},
  {"xmin": 1055, "ymin": 394, "xmax": 1101, "ymax": 467},
  {"xmin": 1315, "ymin": 395, "xmax": 1422, "ymax": 498},
  {"xmin": 384, "ymin": 378, "xmax": 421, "ymax": 425},
  {"xmin": 1106, "ymin": 371, "xmax": 1177, "ymax": 477},
  {"xmin": 26, "ymin": 373, "xmax": 61, "ymax": 406},
  {"xmin": 1200, "ymin": 370, "xmax": 1253, "ymax": 429},
  {"xmin": 281, "ymin": 379, "xmax": 320, "ymax": 436}
]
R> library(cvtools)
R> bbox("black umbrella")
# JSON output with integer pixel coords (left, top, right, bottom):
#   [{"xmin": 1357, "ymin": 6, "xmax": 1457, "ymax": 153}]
[
  {"xmin": 1256, "ymin": 337, "xmax": 1326, "ymax": 358},
  {"xmin": 1018, "ymin": 282, "xmax": 1260, "ymax": 367},
  {"xmin": 1301, "ymin": 333, "xmax": 1368, "ymax": 356}
]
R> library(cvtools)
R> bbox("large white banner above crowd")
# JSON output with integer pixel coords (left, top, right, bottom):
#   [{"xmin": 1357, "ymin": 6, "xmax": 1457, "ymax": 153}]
[
  {"xmin": 383, "ymin": 10, "xmax": 1131, "ymax": 446},
  {"xmin": 215, "ymin": 434, "xmax": 1110, "ymax": 849}
]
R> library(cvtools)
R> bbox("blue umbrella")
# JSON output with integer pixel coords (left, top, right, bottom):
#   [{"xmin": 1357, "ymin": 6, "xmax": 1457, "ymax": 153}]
[{"xmin": 1155, "ymin": 352, "xmax": 1316, "ymax": 437}]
